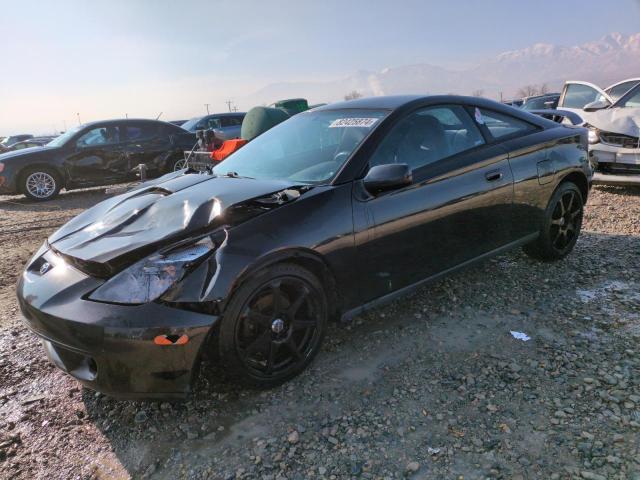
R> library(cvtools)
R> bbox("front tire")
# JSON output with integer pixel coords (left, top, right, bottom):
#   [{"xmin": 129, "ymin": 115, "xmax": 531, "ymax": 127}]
[
  {"xmin": 218, "ymin": 263, "xmax": 327, "ymax": 388},
  {"xmin": 20, "ymin": 167, "xmax": 62, "ymax": 201},
  {"xmin": 523, "ymin": 181, "xmax": 584, "ymax": 261}
]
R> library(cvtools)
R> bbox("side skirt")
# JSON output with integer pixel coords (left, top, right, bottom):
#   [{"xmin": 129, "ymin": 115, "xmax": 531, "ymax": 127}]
[{"xmin": 340, "ymin": 232, "xmax": 539, "ymax": 322}]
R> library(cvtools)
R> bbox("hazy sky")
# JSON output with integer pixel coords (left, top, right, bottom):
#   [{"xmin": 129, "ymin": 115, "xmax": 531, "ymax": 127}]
[{"xmin": 1, "ymin": 0, "xmax": 639, "ymax": 134}]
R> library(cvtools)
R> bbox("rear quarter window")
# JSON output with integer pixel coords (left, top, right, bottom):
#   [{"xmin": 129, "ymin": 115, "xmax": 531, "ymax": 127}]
[{"xmin": 479, "ymin": 109, "xmax": 537, "ymax": 140}]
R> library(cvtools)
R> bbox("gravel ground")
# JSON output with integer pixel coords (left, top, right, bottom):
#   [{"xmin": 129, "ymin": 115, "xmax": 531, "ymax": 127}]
[{"xmin": 0, "ymin": 185, "xmax": 639, "ymax": 480}]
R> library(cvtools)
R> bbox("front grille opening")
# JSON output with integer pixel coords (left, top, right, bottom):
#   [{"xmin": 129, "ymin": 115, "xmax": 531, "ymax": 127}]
[{"xmin": 600, "ymin": 132, "xmax": 640, "ymax": 149}]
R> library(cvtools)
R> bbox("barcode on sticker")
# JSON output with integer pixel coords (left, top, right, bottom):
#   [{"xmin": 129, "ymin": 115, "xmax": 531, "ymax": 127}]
[{"xmin": 329, "ymin": 118, "xmax": 379, "ymax": 128}]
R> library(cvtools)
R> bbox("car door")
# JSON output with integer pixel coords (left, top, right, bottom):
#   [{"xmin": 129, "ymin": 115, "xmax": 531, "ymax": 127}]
[
  {"xmin": 353, "ymin": 104, "xmax": 514, "ymax": 302},
  {"xmin": 64, "ymin": 125, "xmax": 128, "ymax": 186},
  {"xmin": 474, "ymin": 107, "xmax": 550, "ymax": 240},
  {"xmin": 122, "ymin": 122, "xmax": 172, "ymax": 175},
  {"xmin": 558, "ymin": 81, "xmax": 613, "ymax": 114}
]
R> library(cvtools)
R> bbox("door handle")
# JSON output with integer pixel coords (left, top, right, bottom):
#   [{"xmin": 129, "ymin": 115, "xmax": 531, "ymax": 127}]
[{"xmin": 485, "ymin": 170, "xmax": 503, "ymax": 182}]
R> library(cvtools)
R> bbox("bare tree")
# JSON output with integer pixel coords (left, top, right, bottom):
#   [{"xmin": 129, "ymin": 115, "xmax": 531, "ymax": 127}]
[
  {"xmin": 471, "ymin": 89, "xmax": 485, "ymax": 98},
  {"xmin": 344, "ymin": 90, "xmax": 363, "ymax": 101},
  {"xmin": 517, "ymin": 85, "xmax": 539, "ymax": 98},
  {"xmin": 517, "ymin": 83, "xmax": 551, "ymax": 98}
]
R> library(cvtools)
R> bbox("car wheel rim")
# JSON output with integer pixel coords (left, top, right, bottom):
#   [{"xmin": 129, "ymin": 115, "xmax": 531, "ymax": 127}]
[
  {"xmin": 549, "ymin": 190, "xmax": 582, "ymax": 251},
  {"xmin": 235, "ymin": 277, "xmax": 321, "ymax": 377},
  {"xmin": 173, "ymin": 159, "xmax": 187, "ymax": 171},
  {"xmin": 25, "ymin": 172, "xmax": 56, "ymax": 199}
]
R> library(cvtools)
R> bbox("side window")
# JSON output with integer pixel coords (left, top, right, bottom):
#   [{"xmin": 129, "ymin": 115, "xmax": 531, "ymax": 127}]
[
  {"xmin": 124, "ymin": 124, "xmax": 160, "ymax": 142},
  {"xmin": 206, "ymin": 117, "xmax": 222, "ymax": 129},
  {"xmin": 220, "ymin": 116, "xmax": 242, "ymax": 127},
  {"xmin": 76, "ymin": 126, "xmax": 121, "ymax": 147},
  {"xmin": 478, "ymin": 109, "xmax": 536, "ymax": 140},
  {"xmin": 369, "ymin": 105, "xmax": 485, "ymax": 172},
  {"xmin": 561, "ymin": 84, "xmax": 607, "ymax": 109}
]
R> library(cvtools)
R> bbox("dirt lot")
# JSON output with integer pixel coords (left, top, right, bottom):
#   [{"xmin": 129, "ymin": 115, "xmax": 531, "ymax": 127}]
[{"xmin": 0, "ymin": 185, "xmax": 639, "ymax": 480}]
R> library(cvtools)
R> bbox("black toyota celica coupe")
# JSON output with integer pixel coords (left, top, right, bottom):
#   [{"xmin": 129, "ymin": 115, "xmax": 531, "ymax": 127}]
[{"xmin": 18, "ymin": 95, "xmax": 591, "ymax": 399}]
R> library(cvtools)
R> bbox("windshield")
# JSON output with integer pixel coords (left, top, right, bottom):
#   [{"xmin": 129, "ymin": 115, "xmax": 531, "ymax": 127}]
[
  {"xmin": 212, "ymin": 109, "xmax": 388, "ymax": 183},
  {"xmin": 46, "ymin": 125, "xmax": 82, "ymax": 147},
  {"xmin": 180, "ymin": 117, "xmax": 203, "ymax": 132},
  {"xmin": 617, "ymin": 84, "xmax": 640, "ymax": 108}
]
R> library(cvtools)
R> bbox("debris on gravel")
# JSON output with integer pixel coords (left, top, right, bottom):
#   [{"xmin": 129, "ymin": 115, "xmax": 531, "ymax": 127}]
[{"xmin": 1, "ymin": 186, "xmax": 639, "ymax": 479}]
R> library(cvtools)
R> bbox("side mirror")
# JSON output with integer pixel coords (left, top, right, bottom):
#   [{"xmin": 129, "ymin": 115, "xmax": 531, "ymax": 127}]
[
  {"xmin": 363, "ymin": 164, "xmax": 412, "ymax": 193},
  {"xmin": 583, "ymin": 100, "xmax": 610, "ymax": 112}
]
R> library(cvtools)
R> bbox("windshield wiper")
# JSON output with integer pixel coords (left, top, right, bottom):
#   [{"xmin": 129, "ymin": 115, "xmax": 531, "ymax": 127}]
[{"xmin": 222, "ymin": 171, "xmax": 254, "ymax": 179}]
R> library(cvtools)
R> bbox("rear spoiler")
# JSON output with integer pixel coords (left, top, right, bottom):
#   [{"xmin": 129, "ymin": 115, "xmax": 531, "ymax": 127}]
[{"xmin": 528, "ymin": 109, "xmax": 584, "ymax": 126}]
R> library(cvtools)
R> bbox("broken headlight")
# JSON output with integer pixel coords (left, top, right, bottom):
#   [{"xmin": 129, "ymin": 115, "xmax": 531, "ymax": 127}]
[
  {"xmin": 586, "ymin": 125, "xmax": 600, "ymax": 145},
  {"xmin": 89, "ymin": 237, "xmax": 214, "ymax": 305}
]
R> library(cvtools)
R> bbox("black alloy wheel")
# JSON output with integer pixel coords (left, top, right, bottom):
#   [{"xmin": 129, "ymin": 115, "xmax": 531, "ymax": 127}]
[
  {"xmin": 524, "ymin": 181, "xmax": 584, "ymax": 261},
  {"xmin": 549, "ymin": 188, "xmax": 582, "ymax": 251},
  {"xmin": 218, "ymin": 263, "xmax": 327, "ymax": 387}
]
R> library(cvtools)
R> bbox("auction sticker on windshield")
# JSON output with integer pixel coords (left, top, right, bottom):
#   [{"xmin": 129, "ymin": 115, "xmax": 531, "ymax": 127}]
[{"xmin": 329, "ymin": 118, "xmax": 379, "ymax": 128}]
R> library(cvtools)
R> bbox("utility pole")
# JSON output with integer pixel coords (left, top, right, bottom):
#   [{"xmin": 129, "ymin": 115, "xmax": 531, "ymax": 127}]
[
  {"xmin": 204, "ymin": 103, "xmax": 210, "ymax": 114},
  {"xmin": 225, "ymin": 100, "xmax": 234, "ymax": 112},
  {"xmin": 76, "ymin": 113, "xmax": 81, "ymax": 125}
]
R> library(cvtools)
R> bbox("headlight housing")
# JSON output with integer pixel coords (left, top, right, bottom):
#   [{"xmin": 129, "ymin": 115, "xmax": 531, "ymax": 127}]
[
  {"xmin": 89, "ymin": 237, "xmax": 215, "ymax": 305},
  {"xmin": 586, "ymin": 125, "xmax": 600, "ymax": 145}
]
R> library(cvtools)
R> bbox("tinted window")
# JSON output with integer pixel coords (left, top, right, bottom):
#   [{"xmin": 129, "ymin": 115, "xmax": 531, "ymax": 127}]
[
  {"xmin": 370, "ymin": 105, "xmax": 485, "ymax": 172},
  {"xmin": 607, "ymin": 81, "xmax": 640, "ymax": 101},
  {"xmin": 124, "ymin": 124, "xmax": 160, "ymax": 142},
  {"xmin": 76, "ymin": 126, "xmax": 121, "ymax": 147},
  {"xmin": 562, "ymin": 84, "xmax": 607, "ymax": 109},
  {"xmin": 522, "ymin": 96, "xmax": 558, "ymax": 111},
  {"xmin": 220, "ymin": 116, "xmax": 243, "ymax": 127},
  {"xmin": 479, "ymin": 109, "xmax": 536, "ymax": 140}
]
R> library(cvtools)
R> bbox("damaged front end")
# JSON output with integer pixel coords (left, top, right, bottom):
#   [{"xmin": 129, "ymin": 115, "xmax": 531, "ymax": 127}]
[
  {"xmin": 586, "ymin": 110, "xmax": 640, "ymax": 186},
  {"xmin": 17, "ymin": 169, "xmax": 310, "ymax": 398}
]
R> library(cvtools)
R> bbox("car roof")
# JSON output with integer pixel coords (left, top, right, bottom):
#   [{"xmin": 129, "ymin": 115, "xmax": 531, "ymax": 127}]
[
  {"xmin": 314, "ymin": 95, "xmax": 425, "ymax": 111},
  {"xmin": 313, "ymin": 95, "xmax": 554, "ymax": 124},
  {"xmin": 80, "ymin": 118, "xmax": 183, "ymax": 129}
]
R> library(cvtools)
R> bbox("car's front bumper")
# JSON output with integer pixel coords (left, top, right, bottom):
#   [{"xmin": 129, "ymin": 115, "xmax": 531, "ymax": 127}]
[
  {"xmin": 590, "ymin": 144, "xmax": 640, "ymax": 186},
  {"xmin": 17, "ymin": 249, "xmax": 219, "ymax": 399}
]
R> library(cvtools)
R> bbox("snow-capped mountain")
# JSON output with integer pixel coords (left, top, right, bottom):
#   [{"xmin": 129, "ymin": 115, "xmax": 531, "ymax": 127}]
[{"xmin": 242, "ymin": 32, "xmax": 640, "ymax": 104}]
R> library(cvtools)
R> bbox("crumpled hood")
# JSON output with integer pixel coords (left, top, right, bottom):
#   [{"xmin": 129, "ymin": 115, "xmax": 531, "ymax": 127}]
[
  {"xmin": 586, "ymin": 107, "xmax": 640, "ymax": 137},
  {"xmin": 49, "ymin": 171, "xmax": 299, "ymax": 266}
]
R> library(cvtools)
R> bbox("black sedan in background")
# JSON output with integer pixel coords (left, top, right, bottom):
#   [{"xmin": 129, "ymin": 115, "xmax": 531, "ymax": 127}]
[
  {"xmin": 0, "ymin": 134, "xmax": 33, "ymax": 152},
  {"xmin": 3, "ymin": 137, "xmax": 56, "ymax": 152},
  {"xmin": 18, "ymin": 95, "xmax": 590, "ymax": 398},
  {"xmin": 0, "ymin": 119, "xmax": 196, "ymax": 200}
]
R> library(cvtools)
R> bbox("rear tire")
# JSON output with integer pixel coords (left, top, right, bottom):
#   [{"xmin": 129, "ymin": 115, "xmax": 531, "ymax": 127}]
[
  {"xmin": 20, "ymin": 167, "xmax": 62, "ymax": 201},
  {"xmin": 218, "ymin": 263, "xmax": 327, "ymax": 388},
  {"xmin": 523, "ymin": 181, "xmax": 583, "ymax": 261}
]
